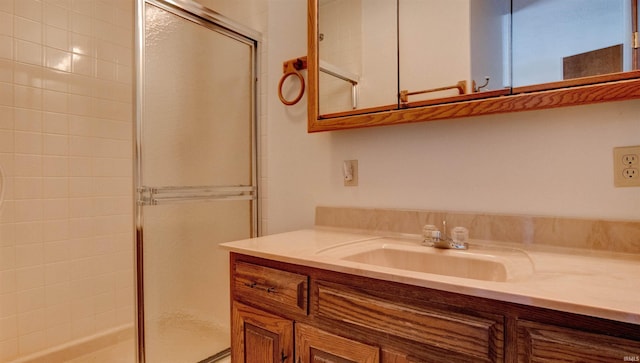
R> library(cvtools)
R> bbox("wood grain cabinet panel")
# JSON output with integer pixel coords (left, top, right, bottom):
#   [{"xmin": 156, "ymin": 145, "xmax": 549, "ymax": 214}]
[
  {"xmin": 233, "ymin": 261, "xmax": 308, "ymax": 316},
  {"xmin": 517, "ymin": 320, "xmax": 640, "ymax": 363},
  {"xmin": 295, "ymin": 323, "xmax": 380, "ymax": 363},
  {"xmin": 316, "ymin": 282, "xmax": 504, "ymax": 362},
  {"xmin": 232, "ymin": 301, "xmax": 293, "ymax": 363}
]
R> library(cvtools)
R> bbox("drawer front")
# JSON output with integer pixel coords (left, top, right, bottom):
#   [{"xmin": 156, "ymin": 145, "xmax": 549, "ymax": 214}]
[
  {"xmin": 234, "ymin": 261, "xmax": 308, "ymax": 316},
  {"xmin": 517, "ymin": 320, "xmax": 640, "ymax": 363},
  {"xmin": 316, "ymin": 282, "xmax": 504, "ymax": 362}
]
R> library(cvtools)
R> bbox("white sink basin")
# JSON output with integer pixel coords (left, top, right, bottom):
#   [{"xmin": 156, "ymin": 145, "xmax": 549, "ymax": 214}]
[{"xmin": 322, "ymin": 239, "xmax": 535, "ymax": 282}]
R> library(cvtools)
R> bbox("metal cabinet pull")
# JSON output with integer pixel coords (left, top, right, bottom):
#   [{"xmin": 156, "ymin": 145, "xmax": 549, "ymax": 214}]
[{"xmin": 244, "ymin": 281, "xmax": 276, "ymax": 293}]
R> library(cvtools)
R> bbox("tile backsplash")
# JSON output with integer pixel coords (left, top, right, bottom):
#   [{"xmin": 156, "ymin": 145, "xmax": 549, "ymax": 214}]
[
  {"xmin": 316, "ymin": 206, "xmax": 640, "ymax": 253},
  {"xmin": 0, "ymin": 0, "xmax": 134, "ymax": 361}
]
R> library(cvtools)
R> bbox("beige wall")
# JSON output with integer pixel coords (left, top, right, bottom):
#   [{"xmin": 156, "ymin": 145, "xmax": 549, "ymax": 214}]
[
  {"xmin": 265, "ymin": 0, "xmax": 640, "ymax": 235},
  {"xmin": 0, "ymin": 0, "xmax": 134, "ymax": 361}
]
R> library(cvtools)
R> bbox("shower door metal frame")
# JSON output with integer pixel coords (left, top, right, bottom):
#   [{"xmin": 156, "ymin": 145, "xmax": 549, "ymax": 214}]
[{"xmin": 134, "ymin": 1, "xmax": 262, "ymax": 362}]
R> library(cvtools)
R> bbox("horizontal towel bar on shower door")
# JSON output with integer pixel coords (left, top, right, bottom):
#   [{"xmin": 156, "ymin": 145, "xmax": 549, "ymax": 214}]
[{"xmin": 137, "ymin": 185, "xmax": 256, "ymax": 206}]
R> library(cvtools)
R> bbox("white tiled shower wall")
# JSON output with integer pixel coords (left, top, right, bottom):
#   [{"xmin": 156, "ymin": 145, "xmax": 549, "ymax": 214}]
[{"xmin": 0, "ymin": 0, "xmax": 134, "ymax": 361}]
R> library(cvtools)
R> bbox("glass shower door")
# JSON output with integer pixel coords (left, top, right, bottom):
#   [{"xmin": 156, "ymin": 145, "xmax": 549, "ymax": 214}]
[{"xmin": 136, "ymin": 2, "xmax": 257, "ymax": 362}]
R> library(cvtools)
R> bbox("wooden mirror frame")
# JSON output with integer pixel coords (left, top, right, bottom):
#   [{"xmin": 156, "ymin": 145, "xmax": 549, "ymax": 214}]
[{"xmin": 307, "ymin": 0, "xmax": 640, "ymax": 133}]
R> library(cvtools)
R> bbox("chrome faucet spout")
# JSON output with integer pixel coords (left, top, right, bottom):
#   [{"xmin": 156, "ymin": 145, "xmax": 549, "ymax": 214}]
[{"xmin": 422, "ymin": 222, "xmax": 469, "ymax": 250}]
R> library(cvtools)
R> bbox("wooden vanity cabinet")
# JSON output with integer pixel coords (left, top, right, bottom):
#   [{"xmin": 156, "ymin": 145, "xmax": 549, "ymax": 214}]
[{"xmin": 230, "ymin": 253, "xmax": 640, "ymax": 363}]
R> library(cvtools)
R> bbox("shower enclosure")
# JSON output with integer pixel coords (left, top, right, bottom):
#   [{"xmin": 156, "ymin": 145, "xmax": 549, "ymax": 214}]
[{"xmin": 135, "ymin": 1, "xmax": 260, "ymax": 362}]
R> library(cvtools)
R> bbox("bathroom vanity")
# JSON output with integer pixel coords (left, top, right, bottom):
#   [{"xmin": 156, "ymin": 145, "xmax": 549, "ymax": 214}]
[{"xmin": 223, "ymin": 228, "xmax": 640, "ymax": 363}]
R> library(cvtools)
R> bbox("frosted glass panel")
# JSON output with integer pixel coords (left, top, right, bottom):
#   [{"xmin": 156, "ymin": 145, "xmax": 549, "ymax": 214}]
[
  {"xmin": 143, "ymin": 4, "xmax": 253, "ymax": 187},
  {"xmin": 139, "ymin": 3, "xmax": 256, "ymax": 363},
  {"xmin": 143, "ymin": 201, "xmax": 252, "ymax": 363}
]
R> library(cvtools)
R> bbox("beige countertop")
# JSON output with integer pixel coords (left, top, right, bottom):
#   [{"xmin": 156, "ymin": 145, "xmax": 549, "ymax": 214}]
[{"xmin": 221, "ymin": 227, "xmax": 640, "ymax": 324}]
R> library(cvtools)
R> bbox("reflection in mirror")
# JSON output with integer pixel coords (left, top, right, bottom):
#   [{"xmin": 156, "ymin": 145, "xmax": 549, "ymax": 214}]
[
  {"xmin": 512, "ymin": 0, "xmax": 637, "ymax": 88},
  {"xmin": 318, "ymin": 0, "xmax": 398, "ymax": 117},
  {"xmin": 399, "ymin": 0, "xmax": 511, "ymax": 107}
]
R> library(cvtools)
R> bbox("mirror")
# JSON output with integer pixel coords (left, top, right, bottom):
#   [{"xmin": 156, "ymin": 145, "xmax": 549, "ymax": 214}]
[
  {"xmin": 399, "ymin": 0, "xmax": 511, "ymax": 107},
  {"xmin": 307, "ymin": 0, "xmax": 640, "ymax": 132},
  {"xmin": 512, "ymin": 0, "xmax": 635, "ymax": 88}
]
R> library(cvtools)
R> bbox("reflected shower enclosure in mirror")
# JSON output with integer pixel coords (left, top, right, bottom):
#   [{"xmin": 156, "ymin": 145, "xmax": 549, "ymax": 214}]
[
  {"xmin": 512, "ymin": 0, "xmax": 635, "ymax": 88},
  {"xmin": 308, "ymin": 0, "xmax": 640, "ymax": 132}
]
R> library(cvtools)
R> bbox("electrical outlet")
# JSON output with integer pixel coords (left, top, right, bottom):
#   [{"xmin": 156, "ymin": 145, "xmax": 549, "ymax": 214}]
[
  {"xmin": 623, "ymin": 168, "xmax": 639, "ymax": 179},
  {"xmin": 613, "ymin": 146, "xmax": 640, "ymax": 187}
]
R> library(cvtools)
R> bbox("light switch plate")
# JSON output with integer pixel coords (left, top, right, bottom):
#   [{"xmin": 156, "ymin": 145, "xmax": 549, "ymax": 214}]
[
  {"xmin": 343, "ymin": 160, "xmax": 358, "ymax": 187},
  {"xmin": 613, "ymin": 146, "xmax": 640, "ymax": 187}
]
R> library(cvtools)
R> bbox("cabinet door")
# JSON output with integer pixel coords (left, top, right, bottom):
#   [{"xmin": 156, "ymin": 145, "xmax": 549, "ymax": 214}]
[
  {"xmin": 295, "ymin": 323, "xmax": 379, "ymax": 363},
  {"xmin": 232, "ymin": 302, "xmax": 293, "ymax": 363},
  {"xmin": 518, "ymin": 320, "xmax": 640, "ymax": 363}
]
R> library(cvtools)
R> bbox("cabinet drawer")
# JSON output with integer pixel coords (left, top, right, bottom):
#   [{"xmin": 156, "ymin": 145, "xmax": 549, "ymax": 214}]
[
  {"xmin": 316, "ymin": 282, "xmax": 503, "ymax": 362},
  {"xmin": 296, "ymin": 323, "xmax": 379, "ymax": 363},
  {"xmin": 233, "ymin": 261, "xmax": 308, "ymax": 316},
  {"xmin": 517, "ymin": 320, "xmax": 640, "ymax": 363}
]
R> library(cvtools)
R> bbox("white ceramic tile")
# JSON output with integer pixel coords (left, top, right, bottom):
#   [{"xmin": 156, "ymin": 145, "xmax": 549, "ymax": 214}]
[
  {"xmin": 0, "ymin": 292, "xmax": 17, "ymax": 318},
  {"xmin": 14, "ymin": 107, "xmax": 42, "ymax": 131},
  {"xmin": 44, "ymin": 261, "xmax": 70, "ymax": 285},
  {"xmin": 13, "ymin": 177, "xmax": 42, "ymax": 199},
  {"xmin": 68, "ymin": 156, "xmax": 91, "ymax": 176},
  {"xmin": 43, "ymin": 177, "xmax": 68, "ymax": 198},
  {"xmin": 44, "ymin": 3, "xmax": 69, "ymax": 30},
  {"xmin": 0, "ymin": 105, "xmax": 14, "ymax": 129},
  {"xmin": 14, "ymin": 0, "xmax": 43, "ymax": 22},
  {"xmin": 0, "ymin": 270, "xmax": 16, "ymax": 293},
  {"xmin": 70, "ymin": 296, "xmax": 93, "ymax": 321},
  {"xmin": 69, "ymin": 11, "xmax": 91, "ymax": 35},
  {"xmin": 70, "ymin": 32, "xmax": 93, "ymax": 56},
  {"xmin": 45, "ymin": 322, "xmax": 71, "ymax": 347},
  {"xmin": 15, "ymin": 266, "xmax": 44, "ymax": 291},
  {"xmin": 13, "ymin": 85, "xmax": 42, "ymax": 110},
  {"xmin": 0, "ymin": 246, "xmax": 15, "ymax": 270},
  {"xmin": 94, "ymin": 309, "xmax": 116, "ymax": 331},
  {"xmin": 44, "ymin": 25, "xmax": 69, "ymax": 50},
  {"xmin": 42, "ymin": 220, "xmax": 69, "ymax": 242},
  {"xmin": 68, "ymin": 218, "xmax": 93, "ymax": 239},
  {"xmin": 43, "ymin": 133, "xmax": 68, "ymax": 155},
  {"xmin": 14, "ymin": 131, "xmax": 43, "ymax": 155},
  {"xmin": 43, "ymin": 111, "xmax": 68, "ymax": 134},
  {"xmin": 43, "ymin": 89, "xmax": 68, "ymax": 114},
  {"xmin": 0, "ymin": 129, "xmax": 14, "ymax": 152},
  {"xmin": 0, "ymin": 338, "xmax": 18, "ymax": 363},
  {"xmin": 71, "ymin": 0, "xmax": 92, "ymax": 16},
  {"xmin": 0, "ymin": 315, "xmax": 17, "ymax": 341},
  {"xmin": 72, "ymin": 53, "xmax": 94, "ymax": 76},
  {"xmin": 14, "ymin": 222, "xmax": 43, "ymax": 245},
  {"xmin": 45, "ymin": 46, "xmax": 71, "ymax": 72},
  {"xmin": 69, "ymin": 198, "xmax": 93, "ymax": 218},
  {"xmin": 43, "ymin": 156, "xmax": 68, "ymax": 176},
  {"xmin": 68, "ymin": 177, "xmax": 92, "ymax": 197},
  {"xmin": 43, "ymin": 240, "xmax": 70, "ymax": 263},
  {"xmin": 14, "ymin": 39, "xmax": 43, "ymax": 66},
  {"xmin": 0, "ymin": 11, "xmax": 13, "ymax": 37},
  {"xmin": 44, "ymin": 282, "xmax": 71, "ymax": 307},
  {"xmin": 44, "ymin": 303, "xmax": 71, "ymax": 327},
  {"xmin": 13, "ymin": 154, "xmax": 41, "ymax": 177},
  {"xmin": 42, "ymin": 68, "xmax": 69, "ymax": 92},
  {"xmin": 0, "ymin": 81, "xmax": 14, "ymax": 106},
  {"xmin": 14, "ymin": 16, "xmax": 42, "ymax": 44},
  {"xmin": 13, "ymin": 62, "xmax": 43, "ymax": 89},
  {"xmin": 68, "ymin": 135, "xmax": 94, "ymax": 157},
  {"xmin": 14, "ymin": 200, "xmax": 44, "ymax": 223},
  {"xmin": 15, "ymin": 242, "xmax": 43, "ymax": 267},
  {"xmin": 18, "ymin": 329, "xmax": 47, "ymax": 356},
  {"xmin": 42, "ymin": 198, "xmax": 69, "ymax": 219},
  {"xmin": 96, "ymin": 59, "xmax": 117, "ymax": 81}
]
